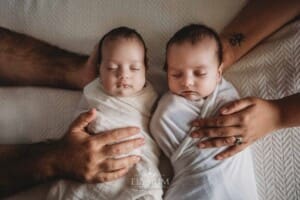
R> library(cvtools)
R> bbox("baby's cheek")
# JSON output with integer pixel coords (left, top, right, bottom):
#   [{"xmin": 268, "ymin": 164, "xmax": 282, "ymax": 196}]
[
  {"xmin": 102, "ymin": 79, "xmax": 115, "ymax": 93},
  {"xmin": 201, "ymin": 81, "xmax": 217, "ymax": 95},
  {"xmin": 169, "ymin": 85, "xmax": 180, "ymax": 95},
  {"xmin": 135, "ymin": 75, "xmax": 146, "ymax": 88}
]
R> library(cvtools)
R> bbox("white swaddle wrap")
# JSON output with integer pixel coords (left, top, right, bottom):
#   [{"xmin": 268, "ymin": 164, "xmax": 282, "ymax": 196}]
[
  {"xmin": 150, "ymin": 78, "xmax": 258, "ymax": 200},
  {"xmin": 47, "ymin": 78, "xmax": 163, "ymax": 200}
]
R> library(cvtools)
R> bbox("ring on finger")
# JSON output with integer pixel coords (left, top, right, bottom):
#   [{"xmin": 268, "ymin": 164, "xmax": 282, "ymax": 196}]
[{"xmin": 234, "ymin": 136, "xmax": 243, "ymax": 145}]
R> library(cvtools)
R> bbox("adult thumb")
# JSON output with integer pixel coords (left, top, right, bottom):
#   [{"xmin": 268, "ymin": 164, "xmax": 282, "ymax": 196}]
[
  {"xmin": 220, "ymin": 98, "xmax": 254, "ymax": 115},
  {"xmin": 69, "ymin": 108, "xmax": 96, "ymax": 132}
]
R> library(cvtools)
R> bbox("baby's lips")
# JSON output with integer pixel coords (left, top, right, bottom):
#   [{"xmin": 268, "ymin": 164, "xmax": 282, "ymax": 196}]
[{"xmin": 117, "ymin": 82, "xmax": 131, "ymax": 88}]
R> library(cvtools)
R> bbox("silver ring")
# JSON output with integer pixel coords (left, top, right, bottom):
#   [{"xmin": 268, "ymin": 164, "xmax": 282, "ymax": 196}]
[{"xmin": 234, "ymin": 136, "xmax": 243, "ymax": 145}]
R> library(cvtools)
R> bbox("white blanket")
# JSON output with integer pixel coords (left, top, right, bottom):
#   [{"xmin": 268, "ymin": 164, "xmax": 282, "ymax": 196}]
[
  {"xmin": 46, "ymin": 78, "xmax": 163, "ymax": 200},
  {"xmin": 150, "ymin": 78, "xmax": 258, "ymax": 200}
]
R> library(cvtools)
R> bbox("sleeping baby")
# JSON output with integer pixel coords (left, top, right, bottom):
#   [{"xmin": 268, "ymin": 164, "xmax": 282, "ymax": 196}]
[
  {"xmin": 47, "ymin": 27, "xmax": 163, "ymax": 200},
  {"xmin": 150, "ymin": 24, "xmax": 258, "ymax": 200}
]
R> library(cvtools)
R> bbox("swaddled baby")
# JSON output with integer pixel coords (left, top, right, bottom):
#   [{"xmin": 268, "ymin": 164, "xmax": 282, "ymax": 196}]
[
  {"xmin": 47, "ymin": 27, "xmax": 162, "ymax": 200},
  {"xmin": 150, "ymin": 24, "xmax": 258, "ymax": 200}
]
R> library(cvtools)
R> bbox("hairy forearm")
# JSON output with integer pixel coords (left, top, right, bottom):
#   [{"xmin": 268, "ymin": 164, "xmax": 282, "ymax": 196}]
[
  {"xmin": 275, "ymin": 93, "xmax": 300, "ymax": 129},
  {"xmin": 0, "ymin": 27, "xmax": 90, "ymax": 89},
  {"xmin": 0, "ymin": 142, "xmax": 60, "ymax": 197},
  {"xmin": 221, "ymin": 0, "xmax": 300, "ymax": 70}
]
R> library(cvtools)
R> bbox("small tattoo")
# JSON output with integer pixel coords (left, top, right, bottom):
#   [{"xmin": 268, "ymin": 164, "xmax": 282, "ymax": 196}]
[{"xmin": 229, "ymin": 33, "xmax": 245, "ymax": 47}]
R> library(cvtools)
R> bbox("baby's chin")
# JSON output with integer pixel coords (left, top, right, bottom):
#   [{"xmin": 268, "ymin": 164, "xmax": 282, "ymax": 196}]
[
  {"xmin": 106, "ymin": 89, "xmax": 138, "ymax": 97},
  {"xmin": 181, "ymin": 94, "xmax": 203, "ymax": 101},
  {"xmin": 174, "ymin": 91, "xmax": 205, "ymax": 101}
]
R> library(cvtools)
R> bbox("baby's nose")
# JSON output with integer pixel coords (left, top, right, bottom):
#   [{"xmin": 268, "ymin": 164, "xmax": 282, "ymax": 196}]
[
  {"xmin": 182, "ymin": 76, "xmax": 194, "ymax": 87},
  {"xmin": 117, "ymin": 68, "xmax": 130, "ymax": 79}
]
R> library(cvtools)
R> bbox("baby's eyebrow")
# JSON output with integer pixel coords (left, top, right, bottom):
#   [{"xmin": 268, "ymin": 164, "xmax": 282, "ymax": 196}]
[
  {"xmin": 102, "ymin": 59, "xmax": 117, "ymax": 64},
  {"xmin": 168, "ymin": 65, "xmax": 207, "ymax": 71},
  {"xmin": 130, "ymin": 60, "xmax": 144, "ymax": 64},
  {"xmin": 194, "ymin": 65, "xmax": 207, "ymax": 69},
  {"xmin": 167, "ymin": 64, "xmax": 181, "ymax": 69},
  {"xmin": 168, "ymin": 68, "xmax": 181, "ymax": 73}
]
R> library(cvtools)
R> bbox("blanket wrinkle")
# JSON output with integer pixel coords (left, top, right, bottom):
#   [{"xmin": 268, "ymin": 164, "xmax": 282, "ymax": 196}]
[
  {"xmin": 46, "ymin": 79, "xmax": 163, "ymax": 200},
  {"xmin": 150, "ymin": 78, "xmax": 258, "ymax": 200}
]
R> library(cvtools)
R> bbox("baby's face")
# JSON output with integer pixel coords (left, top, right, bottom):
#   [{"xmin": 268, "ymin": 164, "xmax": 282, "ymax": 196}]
[
  {"xmin": 167, "ymin": 38, "xmax": 222, "ymax": 101},
  {"xmin": 99, "ymin": 38, "xmax": 146, "ymax": 97}
]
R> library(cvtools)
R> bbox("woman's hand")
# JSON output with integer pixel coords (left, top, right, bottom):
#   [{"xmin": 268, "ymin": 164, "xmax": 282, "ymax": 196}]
[{"xmin": 191, "ymin": 97, "xmax": 281, "ymax": 160}]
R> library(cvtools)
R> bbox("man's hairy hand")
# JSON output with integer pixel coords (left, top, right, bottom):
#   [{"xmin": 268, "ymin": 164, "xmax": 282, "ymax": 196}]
[{"xmin": 54, "ymin": 109, "xmax": 144, "ymax": 183}]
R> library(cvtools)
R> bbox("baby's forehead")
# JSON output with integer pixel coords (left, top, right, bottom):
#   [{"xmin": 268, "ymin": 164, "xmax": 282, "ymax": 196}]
[
  {"xmin": 102, "ymin": 36, "xmax": 143, "ymax": 48},
  {"xmin": 171, "ymin": 37, "xmax": 218, "ymax": 50},
  {"xmin": 169, "ymin": 65, "xmax": 207, "ymax": 71},
  {"xmin": 168, "ymin": 37, "xmax": 220, "ymax": 62}
]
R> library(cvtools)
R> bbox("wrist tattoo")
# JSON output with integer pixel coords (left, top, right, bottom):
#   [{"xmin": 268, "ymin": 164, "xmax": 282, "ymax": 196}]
[{"xmin": 228, "ymin": 33, "xmax": 245, "ymax": 47}]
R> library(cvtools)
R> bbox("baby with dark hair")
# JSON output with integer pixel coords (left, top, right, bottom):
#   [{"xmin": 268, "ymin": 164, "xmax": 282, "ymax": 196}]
[
  {"xmin": 151, "ymin": 24, "xmax": 258, "ymax": 200},
  {"xmin": 47, "ymin": 27, "xmax": 163, "ymax": 200}
]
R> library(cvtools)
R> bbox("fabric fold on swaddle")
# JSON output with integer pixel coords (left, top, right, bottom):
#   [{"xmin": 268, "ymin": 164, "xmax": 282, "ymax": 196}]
[
  {"xmin": 47, "ymin": 42, "xmax": 163, "ymax": 200},
  {"xmin": 150, "ymin": 78, "xmax": 258, "ymax": 200}
]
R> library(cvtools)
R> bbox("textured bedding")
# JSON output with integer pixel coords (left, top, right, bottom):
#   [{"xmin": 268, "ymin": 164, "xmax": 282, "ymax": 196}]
[
  {"xmin": 0, "ymin": 1, "xmax": 299, "ymax": 200},
  {"xmin": 224, "ymin": 20, "xmax": 300, "ymax": 200}
]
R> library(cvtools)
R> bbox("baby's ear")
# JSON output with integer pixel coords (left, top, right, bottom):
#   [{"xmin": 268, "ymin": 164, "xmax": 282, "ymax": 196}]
[{"xmin": 217, "ymin": 63, "xmax": 223, "ymax": 82}]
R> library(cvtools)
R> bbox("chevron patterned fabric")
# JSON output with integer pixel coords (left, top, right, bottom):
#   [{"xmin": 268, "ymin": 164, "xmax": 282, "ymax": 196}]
[
  {"xmin": 225, "ymin": 20, "xmax": 300, "ymax": 200},
  {"xmin": 0, "ymin": 1, "xmax": 299, "ymax": 199}
]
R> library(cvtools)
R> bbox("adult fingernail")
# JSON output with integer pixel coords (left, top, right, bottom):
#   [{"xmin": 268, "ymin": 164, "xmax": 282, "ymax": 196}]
[
  {"xmin": 88, "ymin": 109, "xmax": 94, "ymax": 114},
  {"xmin": 139, "ymin": 138, "xmax": 145, "ymax": 144},
  {"xmin": 135, "ymin": 156, "xmax": 141, "ymax": 161},
  {"xmin": 191, "ymin": 132, "xmax": 197, "ymax": 138},
  {"xmin": 192, "ymin": 121, "xmax": 199, "ymax": 126},
  {"xmin": 216, "ymin": 155, "xmax": 223, "ymax": 160},
  {"xmin": 133, "ymin": 127, "xmax": 140, "ymax": 132},
  {"xmin": 221, "ymin": 108, "xmax": 228, "ymax": 114}
]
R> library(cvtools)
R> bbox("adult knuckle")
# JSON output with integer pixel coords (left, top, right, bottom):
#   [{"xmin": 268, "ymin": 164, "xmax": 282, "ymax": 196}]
[
  {"xmin": 214, "ymin": 140, "xmax": 221, "ymax": 147},
  {"xmin": 83, "ymin": 172, "xmax": 93, "ymax": 182},
  {"xmin": 111, "ymin": 130, "xmax": 121, "ymax": 140},
  {"xmin": 133, "ymin": 139, "xmax": 141, "ymax": 147},
  {"xmin": 105, "ymin": 160, "xmax": 116, "ymax": 171},
  {"xmin": 104, "ymin": 145, "xmax": 112, "ymax": 155},
  {"xmin": 207, "ymin": 130, "xmax": 216, "ymax": 137},
  {"xmin": 128, "ymin": 157, "xmax": 136, "ymax": 166},
  {"xmin": 203, "ymin": 130, "xmax": 211, "ymax": 136},
  {"xmin": 101, "ymin": 161, "xmax": 110, "ymax": 171},
  {"xmin": 86, "ymin": 139, "xmax": 98, "ymax": 152},
  {"xmin": 79, "ymin": 114, "xmax": 89, "ymax": 125},
  {"xmin": 242, "ymin": 135, "xmax": 249, "ymax": 142},
  {"xmin": 111, "ymin": 146, "xmax": 122, "ymax": 155},
  {"xmin": 100, "ymin": 175, "xmax": 109, "ymax": 182},
  {"xmin": 84, "ymin": 153, "xmax": 93, "ymax": 164},
  {"xmin": 238, "ymin": 115, "xmax": 246, "ymax": 124},
  {"xmin": 216, "ymin": 130, "xmax": 224, "ymax": 137},
  {"xmin": 216, "ymin": 118, "xmax": 224, "ymax": 126},
  {"xmin": 211, "ymin": 140, "xmax": 218, "ymax": 146},
  {"xmin": 241, "ymin": 126, "xmax": 248, "ymax": 136},
  {"xmin": 76, "ymin": 114, "xmax": 84, "ymax": 123},
  {"xmin": 243, "ymin": 114, "xmax": 250, "ymax": 123},
  {"xmin": 84, "ymin": 155, "xmax": 97, "ymax": 165},
  {"xmin": 225, "ymin": 137, "xmax": 234, "ymax": 144},
  {"xmin": 84, "ymin": 162, "xmax": 94, "ymax": 173}
]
